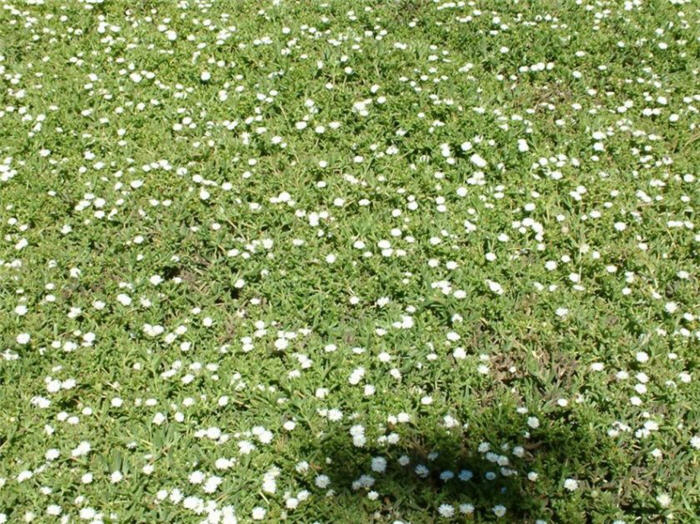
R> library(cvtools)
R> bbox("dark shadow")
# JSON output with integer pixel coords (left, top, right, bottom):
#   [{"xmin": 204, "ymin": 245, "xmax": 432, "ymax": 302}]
[{"xmin": 299, "ymin": 403, "xmax": 623, "ymax": 522}]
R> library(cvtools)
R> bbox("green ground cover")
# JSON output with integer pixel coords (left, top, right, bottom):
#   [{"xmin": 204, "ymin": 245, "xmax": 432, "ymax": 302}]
[{"xmin": 0, "ymin": 0, "xmax": 698, "ymax": 522}]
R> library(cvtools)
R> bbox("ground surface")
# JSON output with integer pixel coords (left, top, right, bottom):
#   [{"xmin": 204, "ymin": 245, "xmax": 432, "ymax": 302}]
[{"xmin": 0, "ymin": 0, "xmax": 699, "ymax": 522}]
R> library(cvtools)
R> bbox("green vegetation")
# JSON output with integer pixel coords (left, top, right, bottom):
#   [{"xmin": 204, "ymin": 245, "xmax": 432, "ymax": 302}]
[{"xmin": 0, "ymin": 0, "xmax": 698, "ymax": 522}]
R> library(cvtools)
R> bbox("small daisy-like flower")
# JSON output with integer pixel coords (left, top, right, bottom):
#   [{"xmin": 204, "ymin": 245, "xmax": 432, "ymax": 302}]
[
  {"xmin": 438, "ymin": 504, "xmax": 454, "ymax": 518},
  {"xmin": 470, "ymin": 153, "xmax": 487, "ymax": 168},
  {"xmin": 371, "ymin": 456, "xmax": 387, "ymax": 473},
  {"xmin": 656, "ymin": 493, "xmax": 671, "ymax": 507},
  {"xmin": 459, "ymin": 503, "xmax": 474, "ymax": 514},
  {"xmin": 110, "ymin": 471, "xmax": 123, "ymax": 483},
  {"xmin": 636, "ymin": 351, "xmax": 649, "ymax": 363},
  {"xmin": 315, "ymin": 474, "xmax": 330, "ymax": 488},
  {"xmin": 486, "ymin": 279, "xmax": 504, "ymax": 295},
  {"xmin": 189, "ymin": 471, "xmax": 205, "ymax": 484},
  {"xmin": 564, "ymin": 478, "xmax": 579, "ymax": 491}
]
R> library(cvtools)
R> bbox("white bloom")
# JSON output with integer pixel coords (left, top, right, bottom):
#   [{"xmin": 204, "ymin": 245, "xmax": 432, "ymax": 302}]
[
  {"xmin": 459, "ymin": 503, "xmax": 475, "ymax": 514},
  {"xmin": 349, "ymin": 367, "xmax": 365, "ymax": 385},
  {"xmin": 470, "ymin": 153, "xmax": 487, "ymax": 168},
  {"xmin": 690, "ymin": 435, "xmax": 700, "ymax": 449},
  {"xmin": 315, "ymin": 475, "xmax": 330, "ymax": 488},
  {"xmin": 189, "ymin": 471, "xmax": 205, "ymax": 484},
  {"xmin": 656, "ymin": 493, "xmax": 671, "ymax": 507},
  {"xmin": 110, "ymin": 471, "xmax": 123, "ymax": 483},
  {"xmin": 564, "ymin": 478, "xmax": 579, "ymax": 491},
  {"xmin": 486, "ymin": 280, "xmax": 504, "ymax": 295},
  {"xmin": 371, "ymin": 456, "xmax": 387, "ymax": 473},
  {"xmin": 438, "ymin": 504, "xmax": 454, "ymax": 517}
]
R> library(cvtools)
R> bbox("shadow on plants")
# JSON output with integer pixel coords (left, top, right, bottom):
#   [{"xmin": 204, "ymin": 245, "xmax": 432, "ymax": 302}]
[{"xmin": 302, "ymin": 405, "xmax": 618, "ymax": 522}]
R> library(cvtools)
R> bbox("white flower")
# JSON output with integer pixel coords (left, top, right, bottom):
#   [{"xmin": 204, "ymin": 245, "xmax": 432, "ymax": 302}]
[
  {"xmin": 470, "ymin": 153, "xmax": 487, "ymax": 168},
  {"xmin": 459, "ymin": 503, "xmax": 474, "ymax": 514},
  {"xmin": 238, "ymin": 440, "xmax": 256, "ymax": 454},
  {"xmin": 79, "ymin": 507, "xmax": 96, "ymax": 520},
  {"xmin": 527, "ymin": 416, "xmax": 540, "ymax": 429},
  {"xmin": 251, "ymin": 507, "xmax": 266, "ymax": 520},
  {"xmin": 564, "ymin": 478, "xmax": 579, "ymax": 491},
  {"xmin": 16, "ymin": 333, "xmax": 30, "ymax": 345},
  {"xmin": 492, "ymin": 505, "xmax": 507, "ymax": 517},
  {"xmin": 486, "ymin": 280, "xmax": 504, "ymax": 295},
  {"xmin": 327, "ymin": 408, "xmax": 343, "ymax": 421},
  {"xmin": 72, "ymin": 441, "xmax": 91, "ymax": 457},
  {"xmin": 690, "ymin": 435, "xmax": 700, "ymax": 449},
  {"xmin": 438, "ymin": 504, "xmax": 454, "ymax": 518},
  {"xmin": 371, "ymin": 456, "xmax": 387, "ymax": 473},
  {"xmin": 110, "ymin": 471, "xmax": 123, "ymax": 483},
  {"xmin": 203, "ymin": 475, "xmax": 222, "ymax": 493},
  {"xmin": 349, "ymin": 367, "xmax": 365, "ymax": 385},
  {"xmin": 315, "ymin": 474, "xmax": 330, "ymax": 488},
  {"xmin": 189, "ymin": 471, "xmax": 205, "ymax": 484},
  {"xmin": 656, "ymin": 493, "xmax": 671, "ymax": 507}
]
